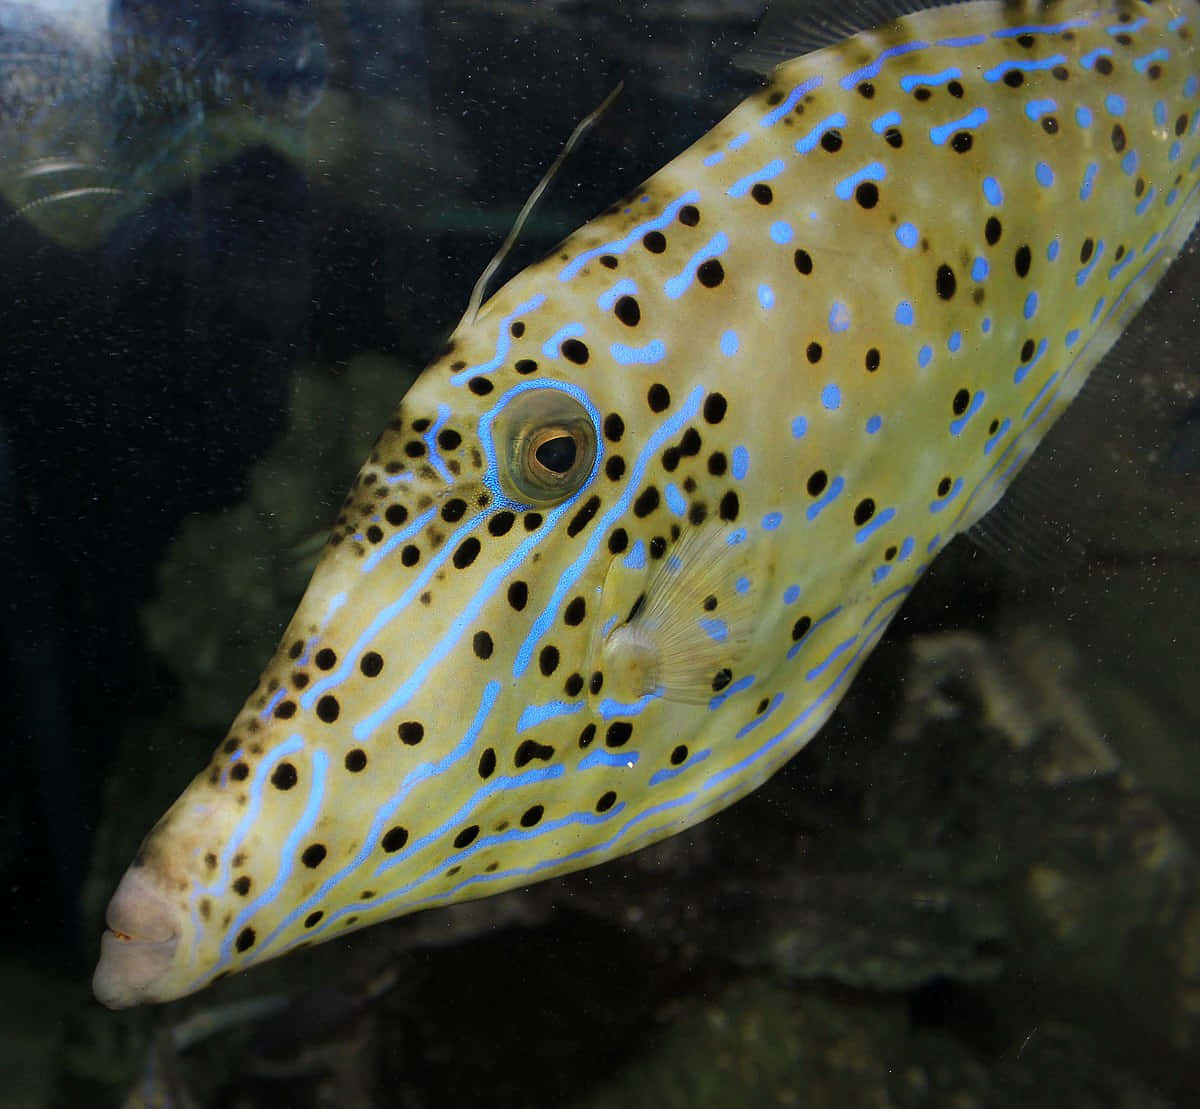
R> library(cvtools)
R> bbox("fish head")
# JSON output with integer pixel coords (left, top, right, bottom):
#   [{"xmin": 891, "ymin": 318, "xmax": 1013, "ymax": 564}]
[{"xmin": 94, "ymin": 325, "xmax": 771, "ymax": 1007}]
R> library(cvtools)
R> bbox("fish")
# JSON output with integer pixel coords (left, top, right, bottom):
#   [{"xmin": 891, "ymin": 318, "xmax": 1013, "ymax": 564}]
[{"xmin": 93, "ymin": 0, "xmax": 1200, "ymax": 1007}]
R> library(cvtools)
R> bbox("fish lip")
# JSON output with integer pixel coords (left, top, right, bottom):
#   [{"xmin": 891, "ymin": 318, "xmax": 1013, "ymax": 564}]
[{"xmin": 92, "ymin": 864, "xmax": 183, "ymax": 1007}]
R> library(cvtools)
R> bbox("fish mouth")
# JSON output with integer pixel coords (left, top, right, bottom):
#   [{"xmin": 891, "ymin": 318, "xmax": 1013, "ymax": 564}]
[
  {"xmin": 92, "ymin": 866, "xmax": 181, "ymax": 1009},
  {"xmin": 3, "ymin": 157, "xmax": 126, "ymax": 249}
]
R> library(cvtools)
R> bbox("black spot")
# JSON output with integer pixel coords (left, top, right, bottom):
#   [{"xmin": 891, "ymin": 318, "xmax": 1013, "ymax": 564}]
[
  {"xmin": 525, "ymin": 514, "xmax": 542, "ymax": 533},
  {"xmin": 468, "ymin": 376, "xmax": 493, "ymax": 396},
  {"xmin": 952, "ymin": 388, "xmax": 970, "ymax": 415},
  {"xmin": 914, "ymin": 87, "xmax": 932, "ymax": 101},
  {"xmin": 853, "ymin": 498, "xmax": 875, "ymax": 526},
  {"xmin": 719, "ymin": 490, "xmax": 740, "ymax": 521},
  {"xmin": 567, "ymin": 496, "xmax": 601, "ymax": 538},
  {"xmin": 600, "ymin": 254, "xmax": 618, "ymax": 269},
  {"xmin": 702, "ymin": 594, "xmax": 718, "ymax": 612},
  {"xmin": 1014, "ymin": 244, "xmax": 1032, "ymax": 278},
  {"xmin": 708, "ymin": 451, "xmax": 728, "ymax": 476},
  {"xmin": 453, "ymin": 826, "xmax": 479, "ymax": 849},
  {"xmin": 855, "ymin": 182, "xmax": 879, "ymax": 209},
  {"xmin": 858, "ymin": 81, "xmax": 875, "ymax": 98},
  {"xmin": 564, "ymin": 596, "xmax": 587, "ymax": 625},
  {"xmin": 1176, "ymin": 113, "xmax": 1189, "ymax": 136},
  {"xmin": 670, "ymin": 745, "xmax": 688, "ymax": 766},
  {"xmin": 614, "ymin": 295, "xmax": 641, "ymax": 326},
  {"xmin": 489, "ymin": 511, "xmax": 515, "ymax": 537},
  {"xmin": 360, "ymin": 651, "xmax": 384, "ymax": 677},
  {"xmin": 304, "ymin": 911, "xmax": 323, "ymax": 928},
  {"xmin": 1042, "ymin": 116, "xmax": 1059, "ymax": 134},
  {"xmin": 1017, "ymin": 33, "xmax": 1035, "ymax": 47},
  {"xmin": 1111, "ymin": 123, "xmax": 1126, "ymax": 153},
  {"xmin": 404, "ymin": 440, "xmax": 426, "ymax": 458},
  {"xmin": 1003, "ymin": 69, "xmax": 1024, "ymax": 87},
  {"xmin": 608, "ymin": 527, "xmax": 628, "ymax": 554},
  {"xmin": 605, "ymin": 722, "xmax": 633, "ymax": 748},
  {"xmin": 820, "ymin": 129, "xmax": 843, "ymax": 152},
  {"xmin": 1148, "ymin": 64, "xmax": 1162, "ymax": 80},
  {"xmin": 937, "ymin": 476, "xmax": 953, "ymax": 497},
  {"xmin": 704, "ymin": 393, "xmax": 727, "ymax": 424},
  {"xmin": 520, "ymin": 805, "xmax": 544, "ymax": 828},
  {"xmin": 231, "ymin": 762, "xmax": 249, "ymax": 782},
  {"xmin": 806, "ymin": 341, "xmax": 822, "ymax": 363},
  {"xmin": 807, "ymin": 470, "xmax": 828, "ymax": 496},
  {"xmin": 936, "ymin": 264, "xmax": 957, "ymax": 300},
  {"xmin": 950, "ymin": 131, "xmax": 973, "ymax": 153},
  {"xmin": 345, "ymin": 748, "xmax": 367, "ymax": 772},
  {"xmin": 235, "ymin": 927, "xmax": 255, "ymax": 953},
  {"xmin": 679, "ymin": 428, "xmax": 701, "ymax": 457},
  {"xmin": 589, "ymin": 670, "xmax": 604, "ymax": 694},
  {"xmin": 366, "ymin": 525, "xmax": 384, "ymax": 544},
  {"xmin": 398, "ymin": 721, "xmax": 424, "ymax": 745},
  {"xmin": 697, "ymin": 259, "xmax": 725, "ymax": 287},
  {"xmin": 579, "ymin": 723, "xmax": 597, "ymax": 749},
  {"xmin": 437, "ymin": 428, "xmax": 461, "ymax": 451},
  {"xmin": 791, "ymin": 615, "xmax": 812, "ymax": 641},
  {"xmin": 711, "ymin": 668, "xmax": 732, "ymax": 692},
  {"xmin": 441, "ymin": 498, "xmax": 467, "ymax": 522},
  {"xmin": 316, "ymin": 695, "xmax": 340, "ymax": 723},
  {"xmin": 633, "ymin": 487, "xmax": 660, "ymax": 517},
  {"xmin": 288, "ymin": 640, "xmax": 303, "ymax": 660},
  {"xmin": 561, "ymin": 339, "xmax": 589, "ymax": 365},
  {"xmin": 233, "ymin": 876, "xmax": 251, "ymax": 895},
  {"xmin": 508, "ymin": 581, "xmax": 528, "ymax": 610},
  {"xmin": 596, "ymin": 790, "xmax": 616, "ymax": 812},
  {"xmin": 1096, "ymin": 56, "xmax": 1114, "ymax": 75},
  {"xmin": 473, "ymin": 631, "xmax": 494, "ymax": 660},
  {"xmin": 1115, "ymin": 32, "xmax": 1132, "ymax": 45},
  {"xmin": 539, "ymin": 645, "xmax": 560, "ymax": 676},
  {"xmin": 884, "ymin": 127, "xmax": 903, "ymax": 148},
  {"xmin": 401, "ymin": 544, "xmax": 420, "ymax": 567},
  {"xmin": 453, "ymin": 537, "xmax": 481, "ymax": 569},
  {"xmin": 1080, "ymin": 237, "xmax": 1095, "ymax": 263},
  {"xmin": 1115, "ymin": 242, "xmax": 1126, "ymax": 260},
  {"xmin": 643, "ymin": 230, "xmax": 667, "ymax": 253},
  {"xmin": 794, "ymin": 249, "xmax": 813, "ymax": 274},
  {"xmin": 301, "ymin": 844, "xmax": 327, "ymax": 869},
  {"xmin": 271, "ymin": 762, "xmax": 297, "ymax": 790},
  {"xmin": 679, "ymin": 204, "xmax": 700, "ymax": 226},
  {"xmin": 510, "ymin": 321, "xmax": 525, "ymax": 338},
  {"xmin": 315, "ymin": 648, "xmax": 337, "ymax": 670},
  {"xmin": 648, "ymin": 383, "xmax": 670, "ymax": 412},
  {"xmin": 603, "ymin": 413, "xmax": 625, "ymax": 442},
  {"xmin": 565, "ymin": 673, "xmax": 584, "ymax": 697},
  {"xmin": 751, "ymin": 183, "xmax": 773, "ymax": 204},
  {"xmin": 274, "ymin": 700, "xmax": 296, "ymax": 720},
  {"xmin": 515, "ymin": 358, "xmax": 538, "ymax": 375},
  {"xmin": 381, "ymin": 826, "xmax": 408, "ymax": 852},
  {"xmin": 985, "ymin": 216, "xmax": 1002, "ymax": 245},
  {"xmin": 1021, "ymin": 338, "xmax": 1036, "ymax": 362},
  {"xmin": 947, "ymin": 80, "xmax": 964, "ymax": 98},
  {"xmin": 411, "ymin": 418, "xmax": 431, "ymax": 433},
  {"xmin": 478, "ymin": 748, "xmax": 497, "ymax": 778},
  {"xmin": 515, "ymin": 739, "xmax": 555, "ymax": 767},
  {"xmin": 1052, "ymin": 65, "xmax": 1069, "ymax": 81},
  {"xmin": 865, "ymin": 347, "xmax": 881, "ymax": 372},
  {"xmin": 386, "ymin": 504, "xmax": 408, "ymax": 527}
]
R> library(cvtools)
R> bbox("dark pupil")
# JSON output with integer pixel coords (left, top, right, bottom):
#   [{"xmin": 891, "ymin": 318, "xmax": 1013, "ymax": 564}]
[{"xmin": 534, "ymin": 433, "xmax": 576, "ymax": 474}]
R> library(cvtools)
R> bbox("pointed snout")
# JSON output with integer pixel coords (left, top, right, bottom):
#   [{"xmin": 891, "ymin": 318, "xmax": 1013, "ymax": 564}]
[{"xmin": 92, "ymin": 865, "xmax": 181, "ymax": 1009}]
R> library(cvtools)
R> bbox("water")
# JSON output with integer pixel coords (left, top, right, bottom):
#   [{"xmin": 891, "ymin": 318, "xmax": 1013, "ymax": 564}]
[{"xmin": 1, "ymin": 0, "xmax": 1197, "ymax": 1104}]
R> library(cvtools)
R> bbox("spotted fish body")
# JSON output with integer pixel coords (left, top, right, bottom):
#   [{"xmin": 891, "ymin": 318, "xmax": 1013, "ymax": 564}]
[{"xmin": 95, "ymin": 0, "xmax": 1200, "ymax": 1007}]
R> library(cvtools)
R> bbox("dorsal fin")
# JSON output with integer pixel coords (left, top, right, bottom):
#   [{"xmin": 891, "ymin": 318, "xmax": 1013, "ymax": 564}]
[
  {"xmin": 452, "ymin": 83, "xmax": 624, "ymax": 337},
  {"xmin": 736, "ymin": 0, "xmax": 979, "ymax": 75}
]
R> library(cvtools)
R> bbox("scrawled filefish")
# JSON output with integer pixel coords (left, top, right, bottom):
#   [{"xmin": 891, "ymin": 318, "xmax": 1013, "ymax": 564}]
[{"xmin": 94, "ymin": 0, "xmax": 1200, "ymax": 1007}]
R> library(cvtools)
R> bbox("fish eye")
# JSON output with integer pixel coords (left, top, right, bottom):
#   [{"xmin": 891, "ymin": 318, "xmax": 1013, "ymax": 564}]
[{"xmin": 494, "ymin": 388, "xmax": 597, "ymax": 505}]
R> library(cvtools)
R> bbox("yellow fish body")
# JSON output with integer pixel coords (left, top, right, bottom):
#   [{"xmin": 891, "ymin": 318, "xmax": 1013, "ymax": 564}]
[{"xmin": 95, "ymin": 0, "xmax": 1200, "ymax": 1006}]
